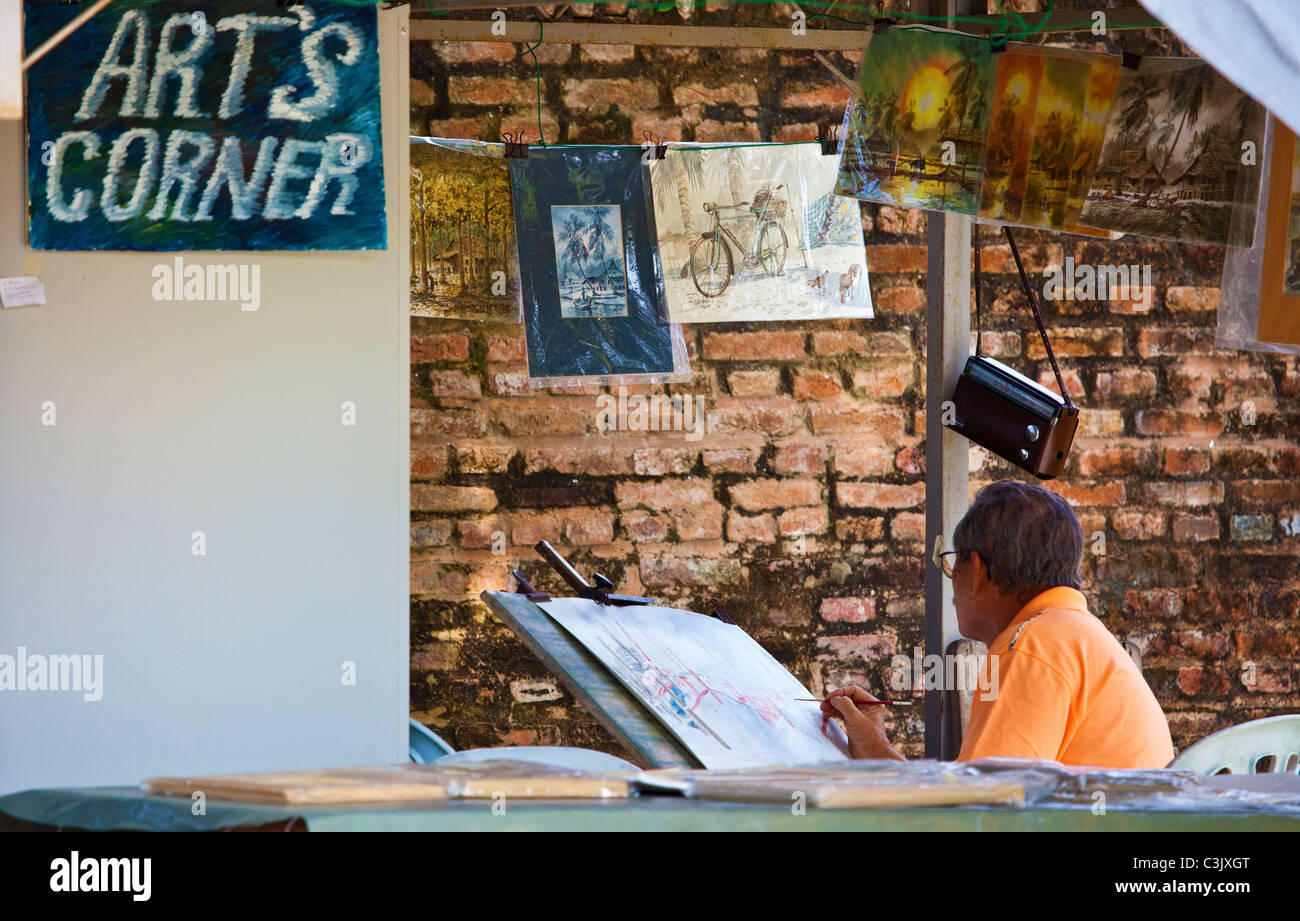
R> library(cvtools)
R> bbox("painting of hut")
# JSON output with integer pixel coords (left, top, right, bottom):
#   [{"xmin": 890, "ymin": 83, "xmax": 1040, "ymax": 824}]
[{"xmin": 1078, "ymin": 59, "xmax": 1264, "ymax": 245}]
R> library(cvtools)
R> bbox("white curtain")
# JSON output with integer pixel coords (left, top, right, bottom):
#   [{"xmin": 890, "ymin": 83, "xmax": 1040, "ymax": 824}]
[{"xmin": 1141, "ymin": 0, "xmax": 1300, "ymax": 135}]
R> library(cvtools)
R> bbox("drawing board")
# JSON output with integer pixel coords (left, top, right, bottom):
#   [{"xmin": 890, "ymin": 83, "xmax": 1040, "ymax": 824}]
[{"xmin": 541, "ymin": 597, "xmax": 851, "ymax": 770}]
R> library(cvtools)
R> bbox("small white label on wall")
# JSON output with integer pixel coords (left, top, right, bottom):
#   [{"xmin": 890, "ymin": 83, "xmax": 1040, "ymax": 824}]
[{"xmin": 0, "ymin": 276, "xmax": 46, "ymax": 308}]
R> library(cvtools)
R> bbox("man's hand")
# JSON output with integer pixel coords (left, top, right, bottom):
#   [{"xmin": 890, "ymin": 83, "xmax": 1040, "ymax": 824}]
[{"xmin": 820, "ymin": 686, "xmax": 906, "ymax": 761}]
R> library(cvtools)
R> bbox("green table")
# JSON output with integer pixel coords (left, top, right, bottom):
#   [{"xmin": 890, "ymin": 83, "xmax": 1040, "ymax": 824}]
[{"xmin": 4, "ymin": 786, "xmax": 1298, "ymax": 832}]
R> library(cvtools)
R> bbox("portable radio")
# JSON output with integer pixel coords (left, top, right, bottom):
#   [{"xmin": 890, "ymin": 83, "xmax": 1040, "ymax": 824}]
[
  {"xmin": 948, "ymin": 353, "xmax": 1079, "ymax": 479},
  {"xmin": 946, "ymin": 226, "xmax": 1079, "ymax": 480}
]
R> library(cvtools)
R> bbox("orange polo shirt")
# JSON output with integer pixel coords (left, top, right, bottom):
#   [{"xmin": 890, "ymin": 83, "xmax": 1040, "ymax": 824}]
[{"xmin": 956, "ymin": 586, "xmax": 1175, "ymax": 769}]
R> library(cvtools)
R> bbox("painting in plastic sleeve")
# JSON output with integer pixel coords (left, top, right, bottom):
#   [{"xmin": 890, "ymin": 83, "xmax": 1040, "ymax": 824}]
[
  {"xmin": 1254, "ymin": 118, "xmax": 1300, "ymax": 347},
  {"xmin": 647, "ymin": 143, "xmax": 873, "ymax": 323},
  {"xmin": 1077, "ymin": 58, "xmax": 1265, "ymax": 246},
  {"xmin": 510, "ymin": 147, "xmax": 689, "ymax": 388},
  {"xmin": 977, "ymin": 45, "xmax": 1121, "ymax": 233},
  {"xmin": 541, "ymin": 598, "xmax": 852, "ymax": 770},
  {"xmin": 24, "ymin": 0, "xmax": 386, "ymax": 251},
  {"xmin": 834, "ymin": 27, "xmax": 996, "ymax": 215},
  {"xmin": 409, "ymin": 139, "xmax": 521, "ymax": 322}
]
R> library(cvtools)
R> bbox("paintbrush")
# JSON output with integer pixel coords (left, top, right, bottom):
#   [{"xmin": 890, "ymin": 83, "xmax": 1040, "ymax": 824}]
[{"xmin": 794, "ymin": 698, "xmax": 913, "ymax": 706}]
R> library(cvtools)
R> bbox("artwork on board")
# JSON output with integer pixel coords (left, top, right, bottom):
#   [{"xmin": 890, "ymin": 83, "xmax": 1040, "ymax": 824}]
[
  {"xmin": 978, "ymin": 46, "xmax": 1121, "ymax": 233},
  {"xmin": 541, "ymin": 598, "xmax": 852, "ymax": 770},
  {"xmin": 647, "ymin": 143, "xmax": 872, "ymax": 323},
  {"xmin": 23, "ymin": 0, "xmax": 386, "ymax": 251},
  {"xmin": 409, "ymin": 140, "xmax": 521, "ymax": 322},
  {"xmin": 834, "ymin": 27, "xmax": 997, "ymax": 214},
  {"xmin": 1285, "ymin": 141, "xmax": 1300, "ymax": 296},
  {"xmin": 1077, "ymin": 58, "xmax": 1265, "ymax": 246},
  {"xmin": 509, "ymin": 147, "xmax": 689, "ymax": 386}
]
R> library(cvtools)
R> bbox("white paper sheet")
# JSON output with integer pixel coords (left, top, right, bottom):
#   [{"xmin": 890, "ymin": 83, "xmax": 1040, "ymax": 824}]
[
  {"xmin": 542, "ymin": 597, "xmax": 851, "ymax": 769},
  {"xmin": 0, "ymin": 275, "xmax": 45, "ymax": 308}
]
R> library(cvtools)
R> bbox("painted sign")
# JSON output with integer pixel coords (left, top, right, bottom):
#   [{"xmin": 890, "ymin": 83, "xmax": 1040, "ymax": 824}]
[{"xmin": 24, "ymin": 0, "xmax": 386, "ymax": 251}]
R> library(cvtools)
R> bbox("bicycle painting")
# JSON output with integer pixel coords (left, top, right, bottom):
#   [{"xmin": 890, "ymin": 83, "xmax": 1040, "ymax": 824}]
[{"xmin": 648, "ymin": 143, "xmax": 873, "ymax": 323}]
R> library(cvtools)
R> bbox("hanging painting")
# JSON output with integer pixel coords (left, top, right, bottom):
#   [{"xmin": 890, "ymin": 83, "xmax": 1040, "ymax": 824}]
[
  {"xmin": 978, "ymin": 46, "xmax": 1120, "ymax": 232},
  {"xmin": 647, "ymin": 143, "xmax": 872, "ymax": 323},
  {"xmin": 1077, "ymin": 58, "xmax": 1264, "ymax": 245},
  {"xmin": 409, "ymin": 140, "xmax": 521, "ymax": 321},
  {"xmin": 835, "ymin": 27, "xmax": 997, "ymax": 214},
  {"xmin": 510, "ymin": 147, "xmax": 689, "ymax": 387},
  {"xmin": 24, "ymin": 0, "xmax": 386, "ymax": 251}
]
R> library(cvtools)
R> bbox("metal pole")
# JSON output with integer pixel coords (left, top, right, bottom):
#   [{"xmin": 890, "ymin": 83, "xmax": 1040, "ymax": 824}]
[{"xmin": 921, "ymin": 0, "xmax": 973, "ymax": 760}]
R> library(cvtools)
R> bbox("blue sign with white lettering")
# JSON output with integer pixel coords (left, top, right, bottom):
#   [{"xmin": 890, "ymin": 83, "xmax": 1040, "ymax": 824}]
[{"xmin": 24, "ymin": 0, "xmax": 386, "ymax": 251}]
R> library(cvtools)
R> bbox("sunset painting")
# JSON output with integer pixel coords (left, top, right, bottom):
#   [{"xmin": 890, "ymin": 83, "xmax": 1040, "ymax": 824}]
[
  {"xmin": 835, "ymin": 28, "xmax": 996, "ymax": 214},
  {"xmin": 979, "ymin": 48, "xmax": 1117, "ymax": 231}
]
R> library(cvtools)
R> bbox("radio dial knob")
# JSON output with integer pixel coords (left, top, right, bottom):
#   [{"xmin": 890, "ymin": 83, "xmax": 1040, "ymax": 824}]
[
  {"xmin": 1019, "ymin": 448, "xmax": 1030, "ymax": 462},
  {"xmin": 1025, "ymin": 425, "xmax": 1041, "ymax": 443}
]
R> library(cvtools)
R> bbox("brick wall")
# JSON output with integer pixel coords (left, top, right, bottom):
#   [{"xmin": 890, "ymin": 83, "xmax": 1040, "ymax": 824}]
[{"xmin": 409, "ymin": 4, "xmax": 1299, "ymax": 757}]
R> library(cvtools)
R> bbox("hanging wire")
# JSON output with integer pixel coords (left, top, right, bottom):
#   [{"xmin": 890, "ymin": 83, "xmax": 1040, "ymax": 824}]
[{"xmin": 517, "ymin": 17, "xmax": 548, "ymax": 146}]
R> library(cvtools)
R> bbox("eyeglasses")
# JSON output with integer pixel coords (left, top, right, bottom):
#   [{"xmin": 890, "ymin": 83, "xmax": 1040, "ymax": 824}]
[{"xmin": 934, "ymin": 550, "xmax": 964, "ymax": 579}]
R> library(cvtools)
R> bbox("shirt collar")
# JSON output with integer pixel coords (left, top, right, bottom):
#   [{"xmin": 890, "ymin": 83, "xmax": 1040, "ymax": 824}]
[{"xmin": 994, "ymin": 586, "xmax": 1089, "ymax": 648}]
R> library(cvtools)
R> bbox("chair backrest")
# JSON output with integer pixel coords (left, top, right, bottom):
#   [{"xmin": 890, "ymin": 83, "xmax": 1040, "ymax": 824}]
[
  {"xmin": 942, "ymin": 638, "xmax": 987, "ymax": 760},
  {"xmin": 1169, "ymin": 715, "xmax": 1300, "ymax": 775},
  {"xmin": 408, "ymin": 719, "xmax": 455, "ymax": 764}
]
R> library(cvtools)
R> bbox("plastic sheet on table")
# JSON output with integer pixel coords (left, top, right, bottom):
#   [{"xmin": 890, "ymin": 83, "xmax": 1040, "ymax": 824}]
[{"xmin": 635, "ymin": 760, "xmax": 1033, "ymax": 808}]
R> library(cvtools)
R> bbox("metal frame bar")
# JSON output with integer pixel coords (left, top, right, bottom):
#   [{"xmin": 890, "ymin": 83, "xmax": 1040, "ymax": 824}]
[
  {"xmin": 921, "ymin": 0, "xmax": 972, "ymax": 760},
  {"xmin": 411, "ymin": 4, "xmax": 1157, "ymax": 46}
]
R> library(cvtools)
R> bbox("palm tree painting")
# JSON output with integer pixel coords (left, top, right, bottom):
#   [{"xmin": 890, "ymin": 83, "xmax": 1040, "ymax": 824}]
[
  {"xmin": 550, "ymin": 205, "xmax": 628, "ymax": 318},
  {"xmin": 833, "ymin": 28, "xmax": 995, "ymax": 213},
  {"xmin": 1079, "ymin": 59, "xmax": 1265, "ymax": 244}
]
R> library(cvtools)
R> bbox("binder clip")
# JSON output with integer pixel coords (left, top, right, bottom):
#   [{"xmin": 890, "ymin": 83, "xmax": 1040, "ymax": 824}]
[
  {"xmin": 872, "ymin": 2, "xmax": 895, "ymax": 33},
  {"xmin": 989, "ymin": 32, "xmax": 1010, "ymax": 54},
  {"xmin": 642, "ymin": 131, "xmax": 668, "ymax": 160},
  {"xmin": 512, "ymin": 570, "xmax": 551, "ymax": 603},
  {"xmin": 1121, "ymin": 50, "xmax": 1143, "ymax": 70},
  {"xmin": 818, "ymin": 124, "xmax": 840, "ymax": 156},
  {"xmin": 503, "ymin": 130, "xmax": 529, "ymax": 159}
]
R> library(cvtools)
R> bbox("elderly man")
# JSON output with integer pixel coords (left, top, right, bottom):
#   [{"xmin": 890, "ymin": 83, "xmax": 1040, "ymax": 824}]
[{"xmin": 823, "ymin": 480, "xmax": 1175, "ymax": 769}]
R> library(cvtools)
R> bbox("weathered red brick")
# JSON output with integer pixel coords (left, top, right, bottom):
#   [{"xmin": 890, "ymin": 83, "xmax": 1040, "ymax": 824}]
[
  {"xmin": 411, "ymin": 485, "xmax": 498, "ymax": 512},
  {"xmin": 729, "ymin": 478, "xmax": 822, "ymax": 512},
  {"xmin": 702, "ymin": 331, "xmax": 806, "ymax": 361},
  {"xmin": 819, "ymin": 597, "xmax": 876, "ymax": 623}
]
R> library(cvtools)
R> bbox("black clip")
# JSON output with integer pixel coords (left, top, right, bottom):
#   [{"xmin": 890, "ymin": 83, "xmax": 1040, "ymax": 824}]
[
  {"xmin": 818, "ymin": 124, "xmax": 840, "ymax": 155},
  {"xmin": 503, "ymin": 130, "xmax": 529, "ymax": 159},
  {"xmin": 989, "ymin": 32, "xmax": 1010, "ymax": 53},
  {"xmin": 710, "ymin": 603, "xmax": 737, "ymax": 625},
  {"xmin": 1121, "ymin": 50, "xmax": 1143, "ymax": 70},
  {"xmin": 511, "ymin": 570, "xmax": 551, "ymax": 603},
  {"xmin": 642, "ymin": 131, "xmax": 668, "ymax": 160}
]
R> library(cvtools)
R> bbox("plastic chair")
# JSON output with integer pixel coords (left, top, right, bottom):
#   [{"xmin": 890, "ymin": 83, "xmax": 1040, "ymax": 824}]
[
  {"xmin": 432, "ymin": 746, "xmax": 640, "ymax": 773},
  {"xmin": 1169, "ymin": 715, "xmax": 1300, "ymax": 775},
  {"xmin": 408, "ymin": 719, "xmax": 456, "ymax": 764}
]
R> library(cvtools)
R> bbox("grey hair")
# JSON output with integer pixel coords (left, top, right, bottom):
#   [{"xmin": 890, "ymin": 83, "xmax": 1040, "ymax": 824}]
[{"xmin": 952, "ymin": 480, "xmax": 1083, "ymax": 596}]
